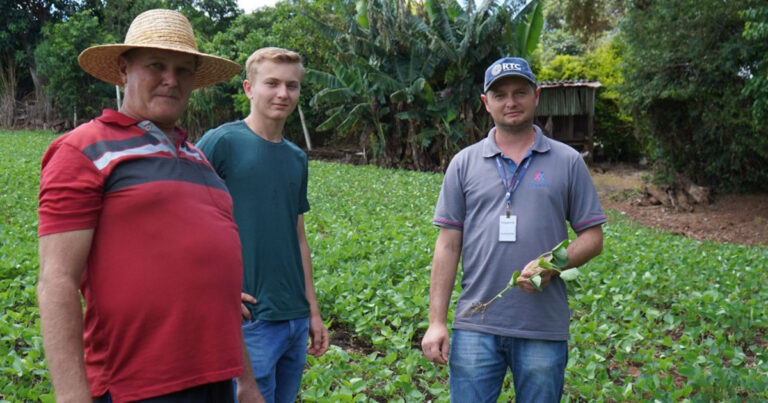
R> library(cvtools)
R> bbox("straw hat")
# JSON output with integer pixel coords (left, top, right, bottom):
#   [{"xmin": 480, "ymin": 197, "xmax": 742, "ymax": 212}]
[{"xmin": 78, "ymin": 9, "xmax": 241, "ymax": 89}]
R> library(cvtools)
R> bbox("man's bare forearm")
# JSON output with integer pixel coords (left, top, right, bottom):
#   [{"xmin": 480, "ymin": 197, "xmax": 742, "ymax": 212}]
[
  {"xmin": 564, "ymin": 225, "xmax": 603, "ymax": 269},
  {"xmin": 39, "ymin": 280, "xmax": 90, "ymax": 401},
  {"xmin": 428, "ymin": 228, "xmax": 462, "ymax": 326},
  {"xmin": 38, "ymin": 230, "xmax": 94, "ymax": 402}
]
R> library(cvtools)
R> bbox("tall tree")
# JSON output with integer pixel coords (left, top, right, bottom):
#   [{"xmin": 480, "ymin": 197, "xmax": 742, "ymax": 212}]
[
  {"xmin": 0, "ymin": 0, "xmax": 75, "ymax": 126},
  {"xmin": 172, "ymin": 0, "xmax": 241, "ymax": 39},
  {"xmin": 741, "ymin": 0, "xmax": 768, "ymax": 125},
  {"xmin": 621, "ymin": 0, "xmax": 768, "ymax": 192},
  {"xmin": 34, "ymin": 10, "xmax": 115, "ymax": 122},
  {"xmin": 563, "ymin": 0, "xmax": 624, "ymax": 43}
]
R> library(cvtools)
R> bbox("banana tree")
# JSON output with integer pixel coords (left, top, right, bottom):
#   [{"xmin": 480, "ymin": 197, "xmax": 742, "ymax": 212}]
[
  {"xmin": 509, "ymin": 0, "xmax": 544, "ymax": 60},
  {"xmin": 305, "ymin": 62, "xmax": 390, "ymax": 160},
  {"xmin": 305, "ymin": 0, "xmax": 543, "ymax": 169}
]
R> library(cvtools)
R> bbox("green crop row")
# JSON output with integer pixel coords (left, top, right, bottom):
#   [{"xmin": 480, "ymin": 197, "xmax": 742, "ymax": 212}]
[
  {"xmin": 0, "ymin": 130, "xmax": 765, "ymax": 402},
  {"xmin": 304, "ymin": 161, "xmax": 767, "ymax": 402},
  {"xmin": 0, "ymin": 131, "xmax": 57, "ymax": 403}
]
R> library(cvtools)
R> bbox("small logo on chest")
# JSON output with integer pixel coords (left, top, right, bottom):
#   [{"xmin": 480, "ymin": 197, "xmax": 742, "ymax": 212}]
[{"xmin": 529, "ymin": 170, "xmax": 551, "ymax": 188}]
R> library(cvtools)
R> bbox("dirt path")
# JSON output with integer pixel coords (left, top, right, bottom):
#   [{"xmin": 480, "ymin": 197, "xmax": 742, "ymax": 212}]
[{"xmin": 592, "ymin": 164, "xmax": 767, "ymax": 247}]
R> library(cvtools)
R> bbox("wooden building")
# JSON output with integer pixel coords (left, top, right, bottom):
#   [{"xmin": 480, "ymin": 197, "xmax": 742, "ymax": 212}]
[{"xmin": 535, "ymin": 81, "xmax": 601, "ymax": 158}]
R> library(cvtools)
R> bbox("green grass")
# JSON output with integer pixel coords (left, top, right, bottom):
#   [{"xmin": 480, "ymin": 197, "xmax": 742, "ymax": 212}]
[{"xmin": 1, "ymin": 130, "xmax": 766, "ymax": 402}]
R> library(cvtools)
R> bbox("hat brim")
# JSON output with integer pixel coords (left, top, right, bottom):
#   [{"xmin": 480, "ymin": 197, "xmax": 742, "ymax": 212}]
[
  {"xmin": 485, "ymin": 72, "xmax": 537, "ymax": 93},
  {"xmin": 78, "ymin": 44, "xmax": 242, "ymax": 89}
]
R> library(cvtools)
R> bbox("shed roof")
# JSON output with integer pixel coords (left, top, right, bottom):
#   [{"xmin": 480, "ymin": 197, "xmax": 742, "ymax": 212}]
[
  {"xmin": 540, "ymin": 80, "xmax": 602, "ymax": 89},
  {"xmin": 537, "ymin": 80, "xmax": 602, "ymax": 116}
]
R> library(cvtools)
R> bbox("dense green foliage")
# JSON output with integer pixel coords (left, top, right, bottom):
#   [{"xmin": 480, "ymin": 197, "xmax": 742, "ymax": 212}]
[
  {"xmin": 34, "ymin": 10, "xmax": 117, "ymax": 119},
  {"xmin": 6, "ymin": 0, "xmax": 768, "ymax": 191},
  {"xmin": 537, "ymin": 36, "xmax": 638, "ymax": 162},
  {"xmin": 305, "ymin": 0, "xmax": 542, "ymax": 169},
  {"xmin": 2, "ymin": 130, "xmax": 765, "ymax": 401},
  {"xmin": 28, "ymin": 0, "xmax": 339, "ymax": 144},
  {"xmin": 740, "ymin": 0, "xmax": 768, "ymax": 125},
  {"xmin": 541, "ymin": 0, "xmax": 623, "ymax": 46},
  {"xmin": 620, "ymin": 0, "xmax": 768, "ymax": 192},
  {"xmin": 0, "ymin": 0, "xmax": 77, "ymax": 98},
  {"xmin": 198, "ymin": 0, "xmax": 343, "ymax": 143}
]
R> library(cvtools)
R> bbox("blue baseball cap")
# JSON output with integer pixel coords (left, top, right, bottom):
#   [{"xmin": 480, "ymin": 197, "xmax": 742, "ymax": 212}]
[{"xmin": 484, "ymin": 57, "xmax": 537, "ymax": 92}]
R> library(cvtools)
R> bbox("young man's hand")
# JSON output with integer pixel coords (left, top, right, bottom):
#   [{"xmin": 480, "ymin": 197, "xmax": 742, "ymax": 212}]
[
  {"xmin": 307, "ymin": 314, "xmax": 329, "ymax": 357},
  {"xmin": 240, "ymin": 292, "xmax": 257, "ymax": 320}
]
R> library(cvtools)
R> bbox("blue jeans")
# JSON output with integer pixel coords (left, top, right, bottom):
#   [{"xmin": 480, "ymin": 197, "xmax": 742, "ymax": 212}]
[
  {"xmin": 449, "ymin": 329, "xmax": 568, "ymax": 403},
  {"xmin": 239, "ymin": 317, "xmax": 309, "ymax": 403}
]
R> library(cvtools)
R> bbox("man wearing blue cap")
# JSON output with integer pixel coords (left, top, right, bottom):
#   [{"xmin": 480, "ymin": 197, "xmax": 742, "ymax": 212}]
[{"xmin": 421, "ymin": 57, "xmax": 605, "ymax": 402}]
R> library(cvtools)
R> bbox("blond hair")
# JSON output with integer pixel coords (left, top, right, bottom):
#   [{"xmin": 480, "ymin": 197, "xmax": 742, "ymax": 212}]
[{"xmin": 245, "ymin": 47, "xmax": 304, "ymax": 81}]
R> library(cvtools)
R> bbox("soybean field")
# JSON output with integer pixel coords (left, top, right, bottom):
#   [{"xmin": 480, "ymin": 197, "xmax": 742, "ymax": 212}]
[{"xmin": 0, "ymin": 130, "xmax": 765, "ymax": 402}]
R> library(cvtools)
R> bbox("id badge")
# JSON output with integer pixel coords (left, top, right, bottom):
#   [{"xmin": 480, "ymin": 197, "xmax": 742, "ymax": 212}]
[{"xmin": 499, "ymin": 215, "xmax": 517, "ymax": 242}]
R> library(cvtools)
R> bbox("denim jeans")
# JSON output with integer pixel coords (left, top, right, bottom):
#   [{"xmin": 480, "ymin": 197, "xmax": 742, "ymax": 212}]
[
  {"xmin": 238, "ymin": 317, "xmax": 309, "ymax": 403},
  {"xmin": 449, "ymin": 329, "xmax": 568, "ymax": 403}
]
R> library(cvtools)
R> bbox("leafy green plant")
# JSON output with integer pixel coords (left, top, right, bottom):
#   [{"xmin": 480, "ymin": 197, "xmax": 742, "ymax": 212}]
[
  {"xmin": 462, "ymin": 240, "xmax": 575, "ymax": 317},
  {"xmin": 0, "ymin": 130, "xmax": 58, "ymax": 403},
  {"xmin": 536, "ymin": 35, "xmax": 640, "ymax": 162},
  {"xmin": 305, "ymin": 0, "xmax": 543, "ymax": 169},
  {"xmin": 34, "ymin": 10, "xmax": 116, "ymax": 121},
  {"xmin": 620, "ymin": 0, "xmax": 768, "ymax": 192},
  {"xmin": 1, "ymin": 130, "xmax": 766, "ymax": 402}
]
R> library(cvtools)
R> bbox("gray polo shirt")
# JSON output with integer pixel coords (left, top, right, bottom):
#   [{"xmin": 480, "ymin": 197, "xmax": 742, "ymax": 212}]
[{"xmin": 433, "ymin": 126, "xmax": 605, "ymax": 340}]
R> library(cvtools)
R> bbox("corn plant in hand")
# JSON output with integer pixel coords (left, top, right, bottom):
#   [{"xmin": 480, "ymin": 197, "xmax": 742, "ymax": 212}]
[{"xmin": 464, "ymin": 239, "xmax": 576, "ymax": 316}]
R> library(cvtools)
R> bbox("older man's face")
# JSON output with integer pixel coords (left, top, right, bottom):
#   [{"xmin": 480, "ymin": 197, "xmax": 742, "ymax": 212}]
[{"xmin": 118, "ymin": 48, "xmax": 196, "ymax": 130}]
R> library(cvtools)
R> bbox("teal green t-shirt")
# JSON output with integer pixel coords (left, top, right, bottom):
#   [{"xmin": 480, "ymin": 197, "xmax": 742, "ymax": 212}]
[{"xmin": 197, "ymin": 121, "xmax": 310, "ymax": 321}]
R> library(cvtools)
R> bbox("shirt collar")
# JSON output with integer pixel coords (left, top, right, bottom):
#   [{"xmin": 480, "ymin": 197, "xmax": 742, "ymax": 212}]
[
  {"xmin": 482, "ymin": 125, "xmax": 551, "ymax": 158},
  {"xmin": 97, "ymin": 109, "xmax": 140, "ymax": 127},
  {"xmin": 97, "ymin": 109, "xmax": 188, "ymax": 142}
]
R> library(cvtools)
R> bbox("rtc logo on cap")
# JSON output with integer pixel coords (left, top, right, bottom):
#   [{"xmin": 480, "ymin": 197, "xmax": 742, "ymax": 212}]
[{"xmin": 484, "ymin": 57, "xmax": 536, "ymax": 92}]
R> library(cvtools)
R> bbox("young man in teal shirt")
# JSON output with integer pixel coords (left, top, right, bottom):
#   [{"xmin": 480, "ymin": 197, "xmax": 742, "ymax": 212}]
[{"xmin": 197, "ymin": 47, "xmax": 329, "ymax": 403}]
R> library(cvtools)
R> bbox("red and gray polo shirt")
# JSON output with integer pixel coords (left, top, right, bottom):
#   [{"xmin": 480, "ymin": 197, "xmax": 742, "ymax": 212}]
[{"xmin": 38, "ymin": 109, "xmax": 244, "ymax": 402}]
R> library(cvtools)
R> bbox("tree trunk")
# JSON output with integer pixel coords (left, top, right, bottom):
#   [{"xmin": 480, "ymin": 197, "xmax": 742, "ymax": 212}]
[
  {"xmin": 298, "ymin": 104, "xmax": 312, "ymax": 150},
  {"xmin": 0, "ymin": 53, "xmax": 17, "ymax": 128},
  {"xmin": 27, "ymin": 41, "xmax": 48, "ymax": 126}
]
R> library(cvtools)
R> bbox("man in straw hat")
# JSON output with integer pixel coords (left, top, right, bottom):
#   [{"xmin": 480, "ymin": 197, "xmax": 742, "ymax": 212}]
[
  {"xmin": 37, "ymin": 9, "xmax": 264, "ymax": 402},
  {"xmin": 196, "ymin": 47, "xmax": 329, "ymax": 403}
]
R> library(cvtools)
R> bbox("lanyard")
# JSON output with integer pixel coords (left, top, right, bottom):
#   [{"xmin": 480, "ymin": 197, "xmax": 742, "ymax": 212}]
[{"xmin": 495, "ymin": 153, "xmax": 533, "ymax": 217}]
